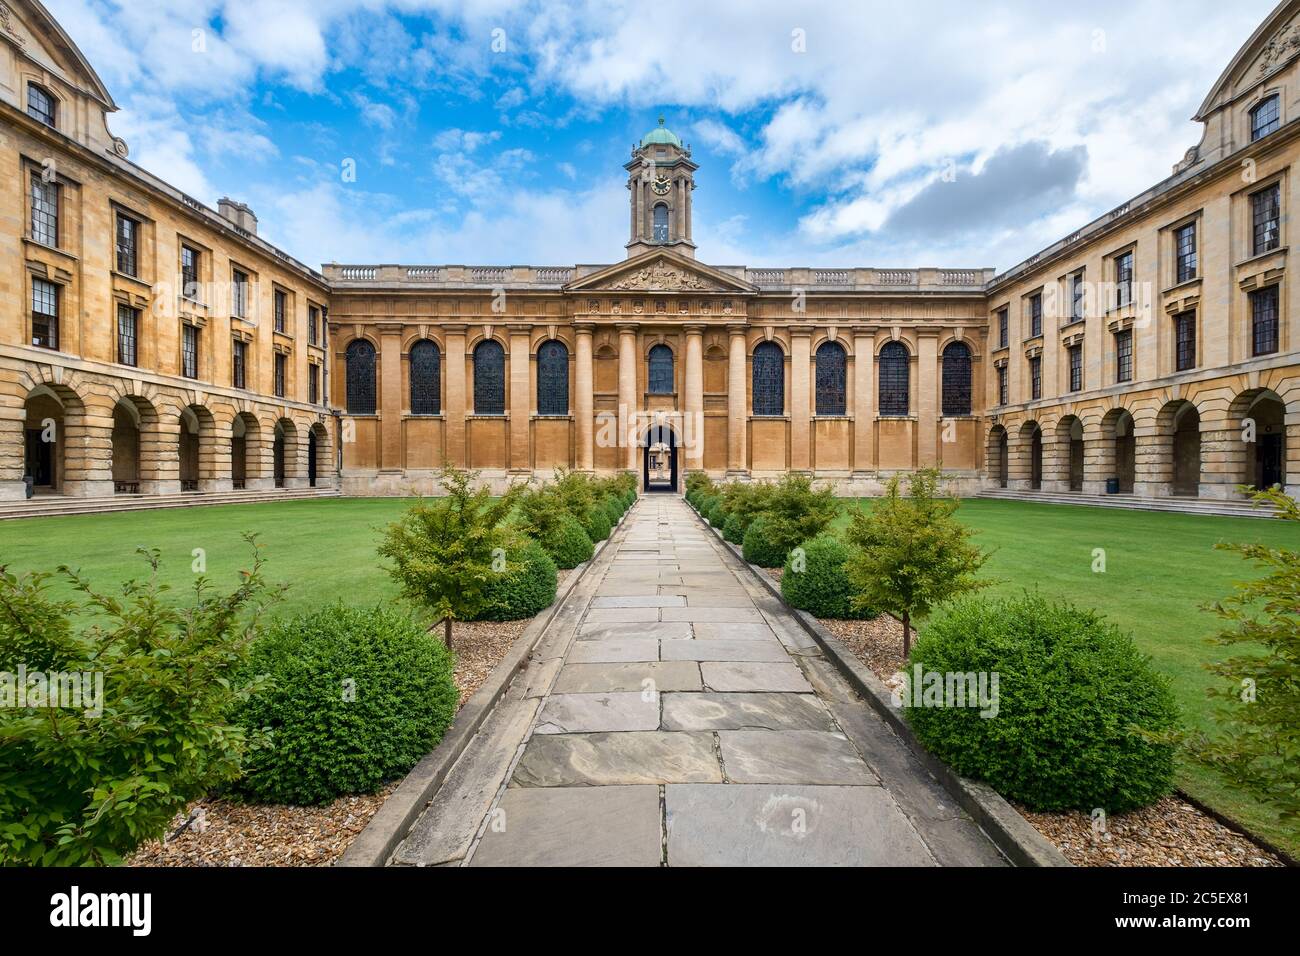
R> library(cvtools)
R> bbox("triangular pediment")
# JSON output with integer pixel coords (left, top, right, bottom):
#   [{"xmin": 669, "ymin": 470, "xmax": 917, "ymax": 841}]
[
  {"xmin": 1196, "ymin": 2, "xmax": 1300, "ymax": 120},
  {"xmin": 3, "ymin": 0, "xmax": 117, "ymax": 109},
  {"xmin": 567, "ymin": 250, "xmax": 755, "ymax": 295}
]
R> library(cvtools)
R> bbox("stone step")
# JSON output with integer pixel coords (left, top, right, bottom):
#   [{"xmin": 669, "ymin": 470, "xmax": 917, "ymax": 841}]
[
  {"xmin": 974, "ymin": 488, "xmax": 1278, "ymax": 519},
  {"xmin": 0, "ymin": 487, "xmax": 340, "ymax": 520}
]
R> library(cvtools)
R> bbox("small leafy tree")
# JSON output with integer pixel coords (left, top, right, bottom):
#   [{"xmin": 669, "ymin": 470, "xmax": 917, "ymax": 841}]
[
  {"xmin": 1185, "ymin": 487, "xmax": 1300, "ymax": 821},
  {"xmin": 377, "ymin": 464, "xmax": 520, "ymax": 648},
  {"xmin": 761, "ymin": 473, "xmax": 838, "ymax": 560},
  {"xmin": 515, "ymin": 484, "xmax": 568, "ymax": 543},
  {"xmin": 843, "ymin": 470, "xmax": 991, "ymax": 656},
  {"xmin": 0, "ymin": 538, "xmax": 278, "ymax": 866}
]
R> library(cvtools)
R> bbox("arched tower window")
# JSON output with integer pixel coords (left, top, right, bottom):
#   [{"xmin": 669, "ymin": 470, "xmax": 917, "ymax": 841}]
[
  {"xmin": 752, "ymin": 341, "xmax": 784, "ymax": 416},
  {"xmin": 537, "ymin": 339, "xmax": 569, "ymax": 415},
  {"xmin": 815, "ymin": 341, "xmax": 847, "ymax": 416},
  {"xmin": 941, "ymin": 342, "xmax": 972, "ymax": 416},
  {"xmin": 345, "ymin": 340, "xmax": 376, "ymax": 414},
  {"xmin": 653, "ymin": 204, "xmax": 669, "ymax": 243},
  {"xmin": 648, "ymin": 344, "xmax": 674, "ymax": 394},
  {"xmin": 878, "ymin": 342, "xmax": 910, "ymax": 417},
  {"xmin": 473, "ymin": 340, "xmax": 505, "ymax": 415},
  {"xmin": 409, "ymin": 339, "xmax": 441, "ymax": 415}
]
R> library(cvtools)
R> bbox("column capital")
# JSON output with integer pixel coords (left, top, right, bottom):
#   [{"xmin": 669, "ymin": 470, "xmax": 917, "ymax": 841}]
[
  {"xmin": 572, "ymin": 321, "xmax": 596, "ymax": 334},
  {"xmin": 683, "ymin": 323, "xmax": 707, "ymax": 336},
  {"xmin": 727, "ymin": 323, "xmax": 748, "ymax": 337},
  {"xmin": 616, "ymin": 321, "xmax": 640, "ymax": 333}
]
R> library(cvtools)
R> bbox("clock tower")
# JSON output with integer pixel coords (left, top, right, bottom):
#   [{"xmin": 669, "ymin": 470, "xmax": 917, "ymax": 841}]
[{"xmin": 625, "ymin": 117, "xmax": 698, "ymax": 259}]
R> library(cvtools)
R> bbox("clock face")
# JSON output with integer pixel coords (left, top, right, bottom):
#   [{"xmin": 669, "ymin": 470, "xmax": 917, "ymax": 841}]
[{"xmin": 652, "ymin": 174, "xmax": 671, "ymax": 196}]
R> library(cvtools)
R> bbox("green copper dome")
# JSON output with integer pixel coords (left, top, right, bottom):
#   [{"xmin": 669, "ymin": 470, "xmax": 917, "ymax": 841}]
[{"xmin": 641, "ymin": 116, "xmax": 682, "ymax": 148}]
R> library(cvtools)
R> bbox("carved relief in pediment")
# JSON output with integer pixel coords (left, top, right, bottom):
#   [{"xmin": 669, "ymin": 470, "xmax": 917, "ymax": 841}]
[
  {"xmin": 603, "ymin": 260, "xmax": 724, "ymax": 292},
  {"xmin": 1255, "ymin": 16, "xmax": 1300, "ymax": 77}
]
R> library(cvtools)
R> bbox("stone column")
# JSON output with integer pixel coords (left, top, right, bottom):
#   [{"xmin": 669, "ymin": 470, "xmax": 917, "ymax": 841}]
[
  {"xmin": 62, "ymin": 403, "xmax": 116, "ymax": 497},
  {"xmin": 916, "ymin": 329, "xmax": 939, "ymax": 468},
  {"xmin": 0, "ymin": 392, "xmax": 27, "ymax": 499},
  {"xmin": 284, "ymin": 422, "xmax": 310, "ymax": 489},
  {"xmin": 684, "ymin": 324, "xmax": 705, "ymax": 472},
  {"xmin": 199, "ymin": 416, "xmax": 233, "ymax": 493},
  {"xmin": 509, "ymin": 325, "xmax": 532, "ymax": 473},
  {"xmin": 244, "ymin": 418, "xmax": 275, "ymax": 491},
  {"xmin": 1007, "ymin": 426, "xmax": 1033, "ymax": 490},
  {"xmin": 444, "ymin": 325, "xmax": 468, "ymax": 468},
  {"xmin": 1198, "ymin": 410, "xmax": 1243, "ymax": 499},
  {"xmin": 574, "ymin": 322, "xmax": 595, "ymax": 472},
  {"xmin": 379, "ymin": 324, "xmax": 403, "ymax": 473},
  {"xmin": 1081, "ymin": 422, "xmax": 1112, "ymax": 495},
  {"xmin": 618, "ymin": 323, "xmax": 639, "ymax": 471},
  {"xmin": 1039, "ymin": 428, "xmax": 1069, "ymax": 492},
  {"xmin": 152, "ymin": 407, "xmax": 183, "ymax": 495},
  {"xmin": 790, "ymin": 326, "xmax": 812, "ymax": 472},
  {"xmin": 1132, "ymin": 421, "xmax": 1171, "ymax": 497},
  {"xmin": 726, "ymin": 325, "xmax": 748, "ymax": 475},
  {"xmin": 852, "ymin": 328, "xmax": 875, "ymax": 474}
]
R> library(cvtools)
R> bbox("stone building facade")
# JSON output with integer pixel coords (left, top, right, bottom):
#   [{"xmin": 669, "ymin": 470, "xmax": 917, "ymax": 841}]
[{"xmin": 2, "ymin": 0, "xmax": 1299, "ymax": 504}]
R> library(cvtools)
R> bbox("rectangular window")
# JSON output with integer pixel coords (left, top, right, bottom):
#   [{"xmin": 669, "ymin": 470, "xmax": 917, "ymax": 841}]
[
  {"xmin": 27, "ymin": 84, "xmax": 56, "ymax": 127},
  {"xmin": 1028, "ymin": 294, "xmax": 1042, "ymax": 338},
  {"xmin": 996, "ymin": 365, "xmax": 1007, "ymax": 406},
  {"xmin": 308, "ymin": 305, "xmax": 319, "ymax": 345},
  {"xmin": 232, "ymin": 340, "xmax": 247, "ymax": 389},
  {"xmin": 1068, "ymin": 345, "xmax": 1083, "ymax": 392},
  {"xmin": 30, "ymin": 174, "xmax": 58, "ymax": 247},
  {"xmin": 182, "ymin": 324, "xmax": 199, "ymax": 379},
  {"xmin": 31, "ymin": 278, "xmax": 59, "ymax": 350},
  {"xmin": 116, "ymin": 214, "xmax": 138, "ymax": 277},
  {"xmin": 181, "ymin": 245, "xmax": 200, "ymax": 301},
  {"xmin": 1251, "ymin": 285, "xmax": 1280, "ymax": 356},
  {"xmin": 1252, "ymin": 184, "xmax": 1281, "ymax": 255},
  {"xmin": 1114, "ymin": 250, "xmax": 1134, "ymax": 307},
  {"xmin": 1070, "ymin": 271, "xmax": 1085, "ymax": 323},
  {"xmin": 998, "ymin": 308, "xmax": 1008, "ymax": 348},
  {"xmin": 232, "ymin": 269, "xmax": 249, "ymax": 319},
  {"xmin": 309, "ymin": 363, "xmax": 320, "ymax": 404},
  {"xmin": 1029, "ymin": 356, "xmax": 1041, "ymax": 400},
  {"xmin": 274, "ymin": 289, "xmax": 286, "ymax": 333},
  {"xmin": 1175, "ymin": 222, "xmax": 1197, "ymax": 283},
  {"xmin": 1115, "ymin": 329, "xmax": 1133, "ymax": 382},
  {"xmin": 1251, "ymin": 95, "xmax": 1280, "ymax": 141},
  {"xmin": 1175, "ymin": 311, "xmax": 1196, "ymax": 372},
  {"xmin": 274, "ymin": 352, "xmax": 286, "ymax": 398},
  {"xmin": 117, "ymin": 304, "xmax": 138, "ymax": 366}
]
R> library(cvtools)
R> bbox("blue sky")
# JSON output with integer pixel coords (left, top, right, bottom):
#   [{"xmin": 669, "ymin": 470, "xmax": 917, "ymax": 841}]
[{"xmin": 51, "ymin": 0, "xmax": 1276, "ymax": 271}]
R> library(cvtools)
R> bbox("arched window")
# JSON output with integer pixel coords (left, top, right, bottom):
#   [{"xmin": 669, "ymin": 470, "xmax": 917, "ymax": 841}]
[
  {"xmin": 26, "ymin": 84, "xmax": 56, "ymax": 127},
  {"xmin": 648, "ymin": 344, "xmax": 674, "ymax": 394},
  {"xmin": 345, "ymin": 339, "xmax": 376, "ymax": 414},
  {"xmin": 815, "ymin": 341, "xmax": 847, "ymax": 416},
  {"xmin": 409, "ymin": 339, "xmax": 440, "ymax": 415},
  {"xmin": 752, "ymin": 341, "xmax": 784, "ymax": 416},
  {"xmin": 653, "ymin": 204, "xmax": 669, "ymax": 243},
  {"xmin": 878, "ymin": 342, "xmax": 910, "ymax": 417},
  {"xmin": 941, "ymin": 341, "xmax": 972, "ymax": 416},
  {"xmin": 537, "ymin": 340, "xmax": 569, "ymax": 415},
  {"xmin": 473, "ymin": 340, "xmax": 505, "ymax": 415},
  {"xmin": 1251, "ymin": 94, "xmax": 1280, "ymax": 141}
]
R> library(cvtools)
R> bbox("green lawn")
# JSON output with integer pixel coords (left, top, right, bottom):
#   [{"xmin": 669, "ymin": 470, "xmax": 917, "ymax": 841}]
[{"xmin": 837, "ymin": 497, "xmax": 1298, "ymax": 857}]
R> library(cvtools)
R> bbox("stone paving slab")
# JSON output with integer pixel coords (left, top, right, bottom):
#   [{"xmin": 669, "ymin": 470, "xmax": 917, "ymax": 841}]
[
  {"xmin": 692, "ymin": 622, "xmax": 778, "ymax": 641},
  {"xmin": 700, "ymin": 660, "xmax": 816, "ymax": 693},
  {"xmin": 661, "ymin": 606, "xmax": 766, "ymax": 623},
  {"xmin": 536, "ymin": 692, "xmax": 660, "ymax": 734},
  {"xmin": 567, "ymin": 638, "xmax": 660, "ymax": 663},
  {"xmin": 718, "ymin": 730, "xmax": 878, "ymax": 785},
  {"xmin": 661, "ymin": 692, "xmax": 836, "ymax": 732},
  {"xmin": 552, "ymin": 660, "xmax": 702, "ymax": 693},
  {"xmin": 577, "ymin": 621, "xmax": 693, "ymax": 642},
  {"xmin": 664, "ymin": 785, "xmax": 936, "ymax": 866},
  {"xmin": 660, "ymin": 637, "xmax": 789, "ymax": 662},
  {"xmin": 583, "ymin": 607, "xmax": 662, "ymax": 623},
  {"xmin": 590, "ymin": 595, "xmax": 687, "ymax": 608},
  {"xmin": 512, "ymin": 731, "xmax": 723, "ymax": 786},
  {"xmin": 471, "ymin": 786, "xmax": 662, "ymax": 867}
]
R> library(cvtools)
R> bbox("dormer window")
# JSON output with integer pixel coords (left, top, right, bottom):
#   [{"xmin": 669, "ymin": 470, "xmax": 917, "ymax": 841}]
[
  {"xmin": 27, "ymin": 84, "xmax": 56, "ymax": 128},
  {"xmin": 653, "ymin": 203, "xmax": 669, "ymax": 242},
  {"xmin": 1251, "ymin": 95, "xmax": 1280, "ymax": 141}
]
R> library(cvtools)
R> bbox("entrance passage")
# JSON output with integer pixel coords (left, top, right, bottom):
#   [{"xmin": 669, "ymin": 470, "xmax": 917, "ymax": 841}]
[{"xmin": 642, "ymin": 422, "xmax": 678, "ymax": 493}]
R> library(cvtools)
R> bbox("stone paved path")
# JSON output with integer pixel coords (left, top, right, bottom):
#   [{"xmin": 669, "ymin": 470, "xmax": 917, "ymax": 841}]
[{"xmin": 394, "ymin": 496, "xmax": 1006, "ymax": 867}]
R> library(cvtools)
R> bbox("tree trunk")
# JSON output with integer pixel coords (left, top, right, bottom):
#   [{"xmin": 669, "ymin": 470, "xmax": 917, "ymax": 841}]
[
  {"xmin": 444, "ymin": 616, "xmax": 454, "ymax": 651},
  {"xmin": 902, "ymin": 612, "xmax": 911, "ymax": 659}
]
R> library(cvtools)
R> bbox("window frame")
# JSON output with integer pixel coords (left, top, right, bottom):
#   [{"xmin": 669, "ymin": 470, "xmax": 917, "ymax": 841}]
[
  {"xmin": 1250, "ymin": 94, "xmax": 1281, "ymax": 141},
  {"xmin": 1175, "ymin": 311, "xmax": 1197, "ymax": 372},
  {"xmin": 31, "ymin": 277, "xmax": 59, "ymax": 350},
  {"xmin": 308, "ymin": 363, "xmax": 320, "ymax": 404},
  {"xmin": 997, "ymin": 307, "xmax": 1009, "ymax": 349},
  {"xmin": 1113, "ymin": 249, "xmax": 1134, "ymax": 308},
  {"xmin": 536, "ymin": 339, "xmax": 569, "ymax": 416},
  {"xmin": 940, "ymin": 341, "xmax": 972, "ymax": 417},
  {"xmin": 180, "ymin": 245, "xmax": 202, "ymax": 303},
  {"xmin": 652, "ymin": 203, "xmax": 670, "ymax": 243},
  {"xmin": 409, "ymin": 339, "xmax": 442, "ymax": 416},
  {"xmin": 1027, "ymin": 293, "xmax": 1042, "ymax": 338},
  {"xmin": 1251, "ymin": 183, "xmax": 1281, "ymax": 256},
  {"xmin": 472, "ymin": 339, "xmax": 506, "ymax": 416},
  {"xmin": 232, "ymin": 339, "xmax": 247, "ymax": 389},
  {"xmin": 115, "ymin": 212, "xmax": 139, "ymax": 277},
  {"xmin": 814, "ymin": 341, "xmax": 847, "ymax": 416},
  {"xmin": 1250, "ymin": 285, "xmax": 1280, "ymax": 356},
  {"xmin": 273, "ymin": 289, "xmax": 287, "ymax": 333},
  {"xmin": 1068, "ymin": 344, "xmax": 1083, "ymax": 392},
  {"xmin": 996, "ymin": 364, "xmax": 1008, "ymax": 406},
  {"xmin": 1028, "ymin": 355, "xmax": 1042, "ymax": 401},
  {"xmin": 30, "ymin": 172, "xmax": 59, "ymax": 248},
  {"xmin": 647, "ymin": 343, "xmax": 675, "ymax": 395},
  {"xmin": 273, "ymin": 352, "xmax": 287, "ymax": 398},
  {"xmin": 751, "ymin": 341, "xmax": 785, "ymax": 416},
  {"xmin": 345, "ymin": 339, "xmax": 378, "ymax": 414},
  {"xmin": 181, "ymin": 323, "xmax": 200, "ymax": 379},
  {"xmin": 1115, "ymin": 329, "xmax": 1134, "ymax": 383},
  {"xmin": 877, "ymin": 342, "xmax": 910, "ymax": 417},
  {"xmin": 231, "ymin": 268, "xmax": 250, "ymax": 320},
  {"xmin": 116, "ymin": 303, "xmax": 138, "ymax": 367},
  {"xmin": 26, "ymin": 83, "xmax": 56, "ymax": 127},
  {"xmin": 1174, "ymin": 221, "xmax": 1198, "ymax": 283}
]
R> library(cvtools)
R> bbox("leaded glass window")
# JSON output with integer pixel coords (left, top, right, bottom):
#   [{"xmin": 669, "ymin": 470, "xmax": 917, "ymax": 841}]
[
  {"xmin": 1251, "ymin": 95, "xmax": 1280, "ymax": 141},
  {"xmin": 1252, "ymin": 184, "xmax": 1280, "ymax": 255},
  {"xmin": 274, "ymin": 352, "xmax": 286, "ymax": 397},
  {"xmin": 31, "ymin": 278, "xmax": 58, "ymax": 350},
  {"xmin": 117, "ymin": 304, "xmax": 138, "ymax": 367},
  {"xmin": 1114, "ymin": 250, "xmax": 1133, "ymax": 307},
  {"xmin": 815, "ymin": 341, "xmax": 846, "ymax": 416},
  {"xmin": 941, "ymin": 341, "xmax": 972, "ymax": 416},
  {"xmin": 1175, "ymin": 222, "xmax": 1197, "ymax": 283},
  {"xmin": 31, "ymin": 174, "xmax": 58, "ymax": 247},
  {"xmin": 1068, "ymin": 345, "xmax": 1083, "ymax": 391},
  {"xmin": 537, "ymin": 340, "xmax": 569, "ymax": 415},
  {"xmin": 474, "ymin": 339, "xmax": 505, "ymax": 415},
  {"xmin": 752, "ymin": 341, "xmax": 784, "ymax": 416},
  {"xmin": 116, "ymin": 213, "xmax": 138, "ymax": 276},
  {"xmin": 653, "ymin": 204, "xmax": 669, "ymax": 242},
  {"xmin": 232, "ymin": 340, "xmax": 246, "ymax": 389},
  {"xmin": 1251, "ymin": 286, "xmax": 1279, "ymax": 356},
  {"xmin": 648, "ymin": 344, "xmax": 674, "ymax": 394},
  {"xmin": 182, "ymin": 324, "xmax": 199, "ymax": 379},
  {"xmin": 1029, "ymin": 355, "xmax": 1042, "ymax": 400},
  {"xmin": 1175, "ymin": 311, "xmax": 1196, "ymax": 371},
  {"xmin": 878, "ymin": 342, "xmax": 909, "ymax": 416},
  {"xmin": 346, "ymin": 339, "xmax": 376, "ymax": 414},
  {"xmin": 410, "ymin": 339, "xmax": 441, "ymax": 415},
  {"xmin": 27, "ymin": 84, "xmax": 55, "ymax": 127},
  {"xmin": 1115, "ymin": 329, "xmax": 1133, "ymax": 383}
]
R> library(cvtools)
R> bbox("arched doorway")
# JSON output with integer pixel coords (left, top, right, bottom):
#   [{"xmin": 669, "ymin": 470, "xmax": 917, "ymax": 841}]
[
  {"xmin": 308, "ymin": 430, "xmax": 318, "ymax": 487},
  {"xmin": 179, "ymin": 404, "xmax": 214, "ymax": 492},
  {"xmin": 23, "ymin": 386, "xmax": 69, "ymax": 495},
  {"xmin": 1055, "ymin": 416, "xmax": 1084, "ymax": 492},
  {"xmin": 273, "ymin": 422, "xmax": 286, "ymax": 488},
  {"xmin": 231, "ymin": 413, "xmax": 250, "ymax": 490},
  {"xmin": 987, "ymin": 425, "xmax": 1008, "ymax": 488},
  {"xmin": 1162, "ymin": 401, "xmax": 1201, "ymax": 497},
  {"xmin": 1017, "ymin": 421, "xmax": 1042, "ymax": 491},
  {"xmin": 1243, "ymin": 392, "xmax": 1286, "ymax": 490},
  {"xmin": 309, "ymin": 422, "xmax": 330, "ymax": 489},
  {"xmin": 641, "ymin": 419, "xmax": 678, "ymax": 493},
  {"xmin": 1105, "ymin": 409, "xmax": 1136, "ymax": 493},
  {"xmin": 112, "ymin": 399, "xmax": 142, "ymax": 494}
]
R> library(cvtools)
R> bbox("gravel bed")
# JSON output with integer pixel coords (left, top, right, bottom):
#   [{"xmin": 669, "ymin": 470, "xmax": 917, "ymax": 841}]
[{"xmin": 770, "ymin": 571, "xmax": 1283, "ymax": 868}]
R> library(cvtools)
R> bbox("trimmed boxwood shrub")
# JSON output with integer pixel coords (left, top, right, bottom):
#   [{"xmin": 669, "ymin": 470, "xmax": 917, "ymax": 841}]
[
  {"xmin": 582, "ymin": 504, "xmax": 613, "ymax": 543},
  {"xmin": 742, "ymin": 514, "xmax": 789, "ymax": 568},
  {"xmin": 697, "ymin": 493, "xmax": 720, "ymax": 517},
  {"xmin": 477, "ymin": 539, "xmax": 558, "ymax": 621},
  {"xmin": 781, "ymin": 536, "xmax": 875, "ymax": 619},
  {"xmin": 546, "ymin": 512, "xmax": 595, "ymax": 569},
  {"xmin": 707, "ymin": 501, "xmax": 729, "ymax": 527},
  {"xmin": 722, "ymin": 513, "xmax": 747, "ymax": 544},
  {"xmin": 622, "ymin": 489, "xmax": 636, "ymax": 510},
  {"xmin": 906, "ymin": 593, "xmax": 1180, "ymax": 813},
  {"xmin": 233, "ymin": 603, "xmax": 457, "ymax": 805},
  {"xmin": 602, "ymin": 495, "xmax": 623, "ymax": 526}
]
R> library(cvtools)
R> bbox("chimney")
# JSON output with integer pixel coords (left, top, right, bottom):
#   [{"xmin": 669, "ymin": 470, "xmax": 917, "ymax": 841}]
[{"xmin": 217, "ymin": 197, "xmax": 258, "ymax": 235}]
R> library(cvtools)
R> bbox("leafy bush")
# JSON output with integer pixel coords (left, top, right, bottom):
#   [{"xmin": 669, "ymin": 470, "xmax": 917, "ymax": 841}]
[
  {"xmin": 0, "ymin": 541, "xmax": 277, "ymax": 866},
  {"xmin": 721, "ymin": 481, "xmax": 774, "ymax": 540},
  {"xmin": 476, "ymin": 539, "xmax": 558, "ymax": 620},
  {"xmin": 906, "ymin": 593, "xmax": 1180, "ymax": 813},
  {"xmin": 515, "ymin": 484, "xmax": 569, "ymax": 543},
  {"xmin": 708, "ymin": 501, "xmax": 729, "ymax": 527},
  {"xmin": 722, "ymin": 513, "xmax": 748, "ymax": 544},
  {"xmin": 696, "ymin": 494, "xmax": 720, "ymax": 519},
  {"xmin": 582, "ymin": 505, "xmax": 613, "ymax": 543},
  {"xmin": 233, "ymin": 604, "xmax": 457, "ymax": 805},
  {"xmin": 760, "ymin": 473, "xmax": 838, "ymax": 560},
  {"xmin": 742, "ymin": 515, "xmax": 789, "ymax": 568},
  {"xmin": 554, "ymin": 468, "xmax": 597, "ymax": 524},
  {"xmin": 781, "ymin": 536, "xmax": 875, "ymax": 619},
  {"xmin": 601, "ymin": 495, "xmax": 624, "ymax": 527},
  {"xmin": 547, "ymin": 512, "xmax": 595, "ymax": 569}
]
